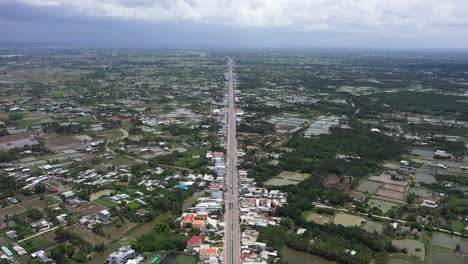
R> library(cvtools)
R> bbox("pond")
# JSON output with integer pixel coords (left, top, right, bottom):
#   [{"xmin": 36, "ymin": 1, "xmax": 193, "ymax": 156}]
[
  {"xmin": 430, "ymin": 232, "xmax": 468, "ymax": 251},
  {"xmin": 280, "ymin": 246, "xmax": 335, "ymax": 264},
  {"xmin": 411, "ymin": 148, "xmax": 434, "ymax": 159}
]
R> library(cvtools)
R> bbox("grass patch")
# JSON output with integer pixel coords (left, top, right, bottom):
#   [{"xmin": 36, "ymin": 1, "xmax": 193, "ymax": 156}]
[
  {"xmin": 109, "ymin": 156, "xmax": 134, "ymax": 166},
  {"xmin": 20, "ymin": 235, "xmax": 54, "ymax": 252},
  {"xmin": 50, "ymin": 89, "xmax": 78, "ymax": 97},
  {"xmin": 264, "ymin": 171, "xmax": 311, "ymax": 186},
  {"xmin": 212, "ymin": 241, "xmax": 223, "ymax": 247},
  {"xmin": 173, "ymin": 255, "xmax": 197, "ymax": 264},
  {"xmin": 94, "ymin": 197, "xmax": 117, "ymax": 208},
  {"xmin": 450, "ymin": 219, "xmax": 465, "ymax": 232},
  {"xmin": 78, "ymin": 116, "xmax": 97, "ymax": 125},
  {"xmin": 126, "ymin": 201, "xmax": 140, "ymax": 210},
  {"xmin": 301, "ymin": 210, "xmax": 314, "ymax": 220}
]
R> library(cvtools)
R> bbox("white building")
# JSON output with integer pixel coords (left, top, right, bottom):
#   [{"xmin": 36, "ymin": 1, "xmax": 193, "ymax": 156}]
[{"xmin": 108, "ymin": 246, "xmax": 136, "ymax": 264}]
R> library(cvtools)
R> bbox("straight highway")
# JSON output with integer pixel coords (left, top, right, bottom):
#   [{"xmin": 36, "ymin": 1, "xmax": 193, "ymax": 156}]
[{"xmin": 224, "ymin": 57, "xmax": 240, "ymax": 264}]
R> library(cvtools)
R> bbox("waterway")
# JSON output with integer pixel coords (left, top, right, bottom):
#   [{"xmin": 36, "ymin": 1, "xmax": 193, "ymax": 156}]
[
  {"xmin": 280, "ymin": 246, "xmax": 335, "ymax": 264},
  {"xmin": 182, "ymin": 190, "xmax": 205, "ymax": 212}
]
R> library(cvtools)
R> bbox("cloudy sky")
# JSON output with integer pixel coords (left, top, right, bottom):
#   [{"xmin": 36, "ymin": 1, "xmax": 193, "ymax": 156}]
[{"xmin": 1, "ymin": 0, "xmax": 468, "ymax": 48}]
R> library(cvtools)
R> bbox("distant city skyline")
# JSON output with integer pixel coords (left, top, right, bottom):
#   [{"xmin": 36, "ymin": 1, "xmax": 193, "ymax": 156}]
[{"xmin": 1, "ymin": 0, "xmax": 468, "ymax": 49}]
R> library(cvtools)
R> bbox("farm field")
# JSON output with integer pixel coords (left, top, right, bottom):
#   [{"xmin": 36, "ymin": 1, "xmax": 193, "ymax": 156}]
[
  {"xmin": 367, "ymin": 198, "xmax": 400, "ymax": 213},
  {"xmin": 430, "ymin": 250, "xmax": 465, "ymax": 264},
  {"xmin": 160, "ymin": 253, "xmax": 197, "ymax": 264},
  {"xmin": 264, "ymin": 171, "xmax": 311, "ymax": 186},
  {"xmin": 430, "ymin": 232, "xmax": 468, "ymax": 251},
  {"xmin": 90, "ymin": 189, "xmax": 113, "ymax": 201},
  {"xmin": 306, "ymin": 212, "xmax": 332, "ymax": 224},
  {"xmin": 362, "ymin": 221, "xmax": 384, "ymax": 234},
  {"xmin": 356, "ymin": 180, "xmax": 381, "ymax": 193},
  {"xmin": 67, "ymin": 224, "xmax": 108, "ymax": 246},
  {"xmin": 332, "ymin": 213, "xmax": 363, "ymax": 227},
  {"xmin": 391, "ymin": 239, "xmax": 425, "ymax": 261}
]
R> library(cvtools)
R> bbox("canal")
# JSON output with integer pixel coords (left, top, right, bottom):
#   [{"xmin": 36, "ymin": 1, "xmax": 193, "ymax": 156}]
[
  {"xmin": 182, "ymin": 190, "xmax": 205, "ymax": 212},
  {"xmin": 280, "ymin": 246, "xmax": 335, "ymax": 264}
]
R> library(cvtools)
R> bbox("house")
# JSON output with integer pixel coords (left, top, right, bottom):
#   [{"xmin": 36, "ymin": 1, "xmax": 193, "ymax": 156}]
[
  {"xmin": 12, "ymin": 245, "xmax": 27, "ymax": 256},
  {"xmin": 200, "ymin": 248, "xmax": 218, "ymax": 261},
  {"xmin": 30, "ymin": 219, "xmax": 52, "ymax": 232},
  {"xmin": 56, "ymin": 214, "xmax": 68, "ymax": 224},
  {"xmin": 47, "ymin": 186, "xmax": 58, "ymax": 193},
  {"xmin": 98, "ymin": 210, "xmax": 111, "ymax": 221},
  {"xmin": 421, "ymin": 199, "xmax": 438, "ymax": 208},
  {"xmin": 5, "ymin": 230, "xmax": 17, "ymax": 240},
  {"xmin": 108, "ymin": 246, "xmax": 136, "ymax": 264},
  {"xmin": 61, "ymin": 191, "xmax": 75, "ymax": 200},
  {"xmin": 136, "ymin": 209, "xmax": 150, "ymax": 217},
  {"xmin": 1, "ymin": 246, "xmax": 13, "ymax": 258},
  {"xmin": 182, "ymin": 213, "xmax": 196, "ymax": 228},
  {"xmin": 187, "ymin": 235, "xmax": 202, "ymax": 250}
]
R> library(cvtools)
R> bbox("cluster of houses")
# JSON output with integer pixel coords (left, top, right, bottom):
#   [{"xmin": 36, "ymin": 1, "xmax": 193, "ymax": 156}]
[{"xmin": 78, "ymin": 209, "xmax": 111, "ymax": 229}]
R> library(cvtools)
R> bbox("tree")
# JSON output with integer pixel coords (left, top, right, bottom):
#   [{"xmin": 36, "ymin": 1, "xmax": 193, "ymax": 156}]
[
  {"xmin": 51, "ymin": 244, "xmax": 67, "ymax": 264},
  {"xmin": 27, "ymin": 208, "xmax": 43, "ymax": 221},
  {"xmin": 8, "ymin": 112, "xmax": 23, "ymax": 121}
]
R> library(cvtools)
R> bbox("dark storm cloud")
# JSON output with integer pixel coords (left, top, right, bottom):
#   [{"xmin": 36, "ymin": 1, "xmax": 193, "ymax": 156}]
[{"xmin": 0, "ymin": 0, "xmax": 467, "ymax": 48}]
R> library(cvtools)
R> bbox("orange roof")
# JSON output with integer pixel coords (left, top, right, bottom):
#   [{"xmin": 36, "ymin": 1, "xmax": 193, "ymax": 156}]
[
  {"xmin": 201, "ymin": 248, "xmax": 217, "ymax": 254},
  {"xmin": 192, "ymin": 219, "xmax": 203, "ymax": 226},
  {"xmin": 183, "ymin": 213, "xmax": 195, "ymax": 224}
]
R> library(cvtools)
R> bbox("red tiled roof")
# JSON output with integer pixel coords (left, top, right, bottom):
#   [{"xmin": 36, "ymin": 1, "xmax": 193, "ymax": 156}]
[
  {"xmin": 183, "ymin": 213, "xmax": 195, "ymax": 224},
  {"xmin": 187, "ymin": 235, "xmax": 201, "ymax": 244},
  {"xmin": 201, "ymin": 248, "xmax": 217, "ymax": 254}
]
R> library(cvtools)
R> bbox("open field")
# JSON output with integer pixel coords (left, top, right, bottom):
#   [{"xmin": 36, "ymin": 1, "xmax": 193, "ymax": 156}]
[
  {"xmin": 356, "ymin": 180, "xmax": 381, "ymax": 193},
  {"xmin": 430, "ymin": 232, "xmax": 468, "ymax": 251},
  {"xmin": 22, "ymin": 196, "xmax": 61, "ymax": 209},
  {"xmin": 430, "ymin": 249, "xmax": 465, "ymax": 264},
  {"xmin": 90, "ymin": 189, "xmax": 113, "ymax": 201},
  {"xmin": 0, "ymin": 111, "xmax": 51, "ymax": 127},
  {"xmin": 367, "ymin": 198, "xmax": 399, "ymax": 213},
  {"xmin": 333, "ymin": 213, "xmax": 363, "ymax": 227},
  {"xmin": 67, "ymin": 224, "xmax": 109, "ymax": 246},
  {"xmin": 415, "ymin": 171, "xmax": 437, "ymax": 184},
  {"xmin": 363, "ymin": 221, "xmax": 384, "ymax": 234},
  {"xmin": 306, "ymin": 212, "xmax": 332, "ymax": 224},
  {"xmin": 450, "ymin": 220, "xmax": 465, "ymax": 233},
  {"xmin": 20, "ymin": 234, "xmax": 55, "ymax": 252},
  {"xmin": 102, "ymin": 222, "xmax": 139, "ymax": 241},
  {"xmin": 376, "ymin": 188, "xmax": 405, "ymax": 200},
  {"xmin": 264, "ymin": 171, "xmax": 311, "ymax": 186},
  {"xmin": 387, "ymin": 255, "xmax": 423, "ymax": 264},
  {"xmin": 160, "ymin": 253, "xmax": 197, "ymax": 264},
  {"xmin": 368, "ymin": 174, "xmax": 408, "ymax": 186},
  {"xmin": 391, "ymin": 239, "xmax": 425, "ymax": 261},
  {"xmin": 94, "ymin": 197, "xmax": 117, "ymax": 208},
  {"xmin": 0, "ymin": 204, "xmax": 27, "ymax": 219}
]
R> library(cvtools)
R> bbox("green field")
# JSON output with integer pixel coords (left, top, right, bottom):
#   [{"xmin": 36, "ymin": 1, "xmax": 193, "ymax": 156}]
[
  {"xmin": 127, "ymin": 201, "xmax": 140, "ymax": 210},
  {"xmin": 264, "ymin": 171, "xmax": 311, "ymax": 186},
  {"xmin": 94, "ymin": 197, "xmax": 117, "ymax": 208},
  {"xmin": 20, "ymin": 235, "xmax": 54, "ymax": 252},
  {"xmin": 451, "ymin": 219, "xmax": 465, "ymax": 233}
]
